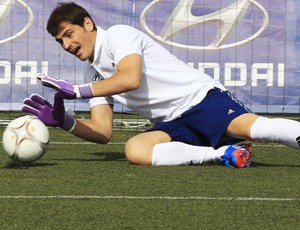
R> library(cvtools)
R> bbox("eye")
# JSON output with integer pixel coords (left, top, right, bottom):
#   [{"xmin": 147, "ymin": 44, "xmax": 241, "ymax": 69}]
[{"xmin": 66, "ymin": 31, "xmax": 73, "ymax": 38}]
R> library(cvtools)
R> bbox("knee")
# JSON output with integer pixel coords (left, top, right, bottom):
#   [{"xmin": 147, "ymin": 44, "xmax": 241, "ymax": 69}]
[
  {"xmin": 125, "ymin": 136, "xmax": 153, "ymax": 165},
  {"xmin": 124, "ymin": 137, "xmax": 137, "ymax": 163}
]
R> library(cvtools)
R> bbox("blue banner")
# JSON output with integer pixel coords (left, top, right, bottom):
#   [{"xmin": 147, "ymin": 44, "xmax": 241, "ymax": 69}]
[{"xmin": 0, "ymin": 0, "xmax": 299, "ymax": 113}]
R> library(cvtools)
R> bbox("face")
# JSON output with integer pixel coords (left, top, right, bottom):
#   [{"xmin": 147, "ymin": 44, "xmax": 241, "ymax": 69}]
[{"xmin": 55, "ymin": 18, "xmax": 96, "ymax": 61}]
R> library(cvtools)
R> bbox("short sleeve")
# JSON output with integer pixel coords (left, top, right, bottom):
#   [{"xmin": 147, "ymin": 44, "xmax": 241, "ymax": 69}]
[{"xmin": 106, "ymin": 25, "xmax": 143, "ymax": 65}]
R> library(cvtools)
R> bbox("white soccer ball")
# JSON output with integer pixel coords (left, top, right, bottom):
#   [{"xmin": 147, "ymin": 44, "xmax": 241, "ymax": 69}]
[{"xmin": 2, "ymin": 115, "xmax": 49, "ymax": 163}]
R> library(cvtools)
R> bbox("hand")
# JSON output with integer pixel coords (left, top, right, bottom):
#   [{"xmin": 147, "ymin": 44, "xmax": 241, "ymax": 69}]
[
  {"xmin": 21, "ymin": 93, "xmax": 76, "ymax": 132},
  {"xmin": 37, "ymin": 73, "xmax": 93, "ymax": 99}
]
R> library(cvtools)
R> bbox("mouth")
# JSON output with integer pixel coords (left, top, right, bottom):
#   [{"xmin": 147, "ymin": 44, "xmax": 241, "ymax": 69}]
[{"xmin": 70, "ymin": 46, "xmax": 81, "ymax": 56}]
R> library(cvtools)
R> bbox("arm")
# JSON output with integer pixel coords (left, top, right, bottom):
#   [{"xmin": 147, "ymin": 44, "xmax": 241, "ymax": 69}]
[
  {"xmin": 71, "ymin": 104, "xmax": 114, "ymax": 144},
  {"xmin": 22, "ymin": 94, "xmax": 113, "ymax": 144},
  {"xmin": 91, "ymin": 53, "xmax": 142, "ymax": 97},
  {"xmin": 37, "ymin": 53, "xmax": 142, "ymax": 99}
]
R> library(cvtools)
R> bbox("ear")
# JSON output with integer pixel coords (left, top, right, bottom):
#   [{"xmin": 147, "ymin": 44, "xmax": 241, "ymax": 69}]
[{"xmin": 83, "ymin": 17, "xmax": 95, "ymax": 32}]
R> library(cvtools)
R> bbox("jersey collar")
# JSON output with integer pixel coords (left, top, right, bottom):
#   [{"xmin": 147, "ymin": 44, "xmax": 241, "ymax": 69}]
[{"xmin": 90, "ymin": 26, "xmax": 105, "ymax": 66}]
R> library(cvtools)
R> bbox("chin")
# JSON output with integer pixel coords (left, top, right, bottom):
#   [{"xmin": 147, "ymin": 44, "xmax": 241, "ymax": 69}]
[{"xmin": 77, "ymin": 56, "xmax": 88, "ymax": 61}]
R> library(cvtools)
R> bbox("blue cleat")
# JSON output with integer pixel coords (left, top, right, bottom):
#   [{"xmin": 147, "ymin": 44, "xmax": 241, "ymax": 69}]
[{"xmin": 219, "ymin": 144, "xmax": 252, "ymax": 168}]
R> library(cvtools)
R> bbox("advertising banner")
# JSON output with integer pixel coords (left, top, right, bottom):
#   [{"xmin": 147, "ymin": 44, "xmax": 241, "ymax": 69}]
[{"xmin": 0, "ymin": 0, "xmax": 299, "ymax": 113}]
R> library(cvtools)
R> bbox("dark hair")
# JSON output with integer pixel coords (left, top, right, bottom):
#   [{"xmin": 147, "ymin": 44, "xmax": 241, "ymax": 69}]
[{"xmin": 47, "ymin": 2, "xmax": 96, "ymax": 36}]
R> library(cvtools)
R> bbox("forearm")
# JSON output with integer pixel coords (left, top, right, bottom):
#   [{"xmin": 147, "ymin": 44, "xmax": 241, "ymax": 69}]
[
  {"xmin": 90, "ymin": 71, "xmax": 140, "ymax": 97},
  {"xmin": 70, "ymin": 119, "xmax": 112, "ymax": 144},
  {"xmin": 36, "ymin": 54, "xmax": 142, "ymax": 99},
  {"xmin": 91, "ymin": 53, "xmax": 142, "ymax": 97}
]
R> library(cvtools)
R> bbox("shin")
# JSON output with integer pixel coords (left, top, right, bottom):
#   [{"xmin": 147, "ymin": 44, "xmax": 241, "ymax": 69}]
[{"xmin": 250, "ymin": 117, "xmax": 300, "ymax": 149}]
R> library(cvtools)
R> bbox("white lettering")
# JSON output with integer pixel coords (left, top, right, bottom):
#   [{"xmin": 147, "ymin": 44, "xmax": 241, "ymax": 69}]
[
  {"xmin": 198, "ymin": 62, "xmax": 284, "ymax": 86},
  {"xmin": 225, "ymin": 63, "xmax": 247, "ymax": 86},
  {"xmin": 0, "ymin": 61, "xmax": 48, "ymax": 84},
  {"xmin": 0, "ymin": 61, "xmax": 11, "ymax": 84},
  {"xmin": 252, "ymin": 63, "xmax": 273, "ymax": 86},
  {"xmin": 278, "ymin": 63, "xmax": 285, "ymax": 87},
  {"xmin": 15, "ymin": 61, "xmax": 37, "ymax": 84}
]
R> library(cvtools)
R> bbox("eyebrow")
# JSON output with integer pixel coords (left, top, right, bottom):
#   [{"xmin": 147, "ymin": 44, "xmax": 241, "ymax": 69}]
[{"xmin": 55, "ymin": 29, "xmax": 72, "ymax": 43}]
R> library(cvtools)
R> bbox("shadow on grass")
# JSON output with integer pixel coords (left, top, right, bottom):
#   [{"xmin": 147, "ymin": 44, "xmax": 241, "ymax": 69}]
[
  {"xmin": 50, "ymin": 152, "xmax": 127, "ymax": 162},
  {"xmin": 91, "ymin": 152, "xmax": 126, "ymax": 161},
  {"xmin": 251, "ymin": 161, "xmax": 300, "ymax": 168},
  {"xmin": 4, "ymin": 161, "xmax": 58, "ymax": 169}
]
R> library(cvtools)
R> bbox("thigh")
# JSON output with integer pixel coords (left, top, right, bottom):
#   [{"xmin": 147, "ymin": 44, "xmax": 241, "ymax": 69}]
[
  {"xmin": 226, "ymin": 113, "xmax": 259, "ymax": 140},
  {"xmin": 146, "ymin": 88, "xmax": 252, "ymax": 148},
  {"xmin": 125, "ymin": 130, "xmax": 171, "ymax": 165}
]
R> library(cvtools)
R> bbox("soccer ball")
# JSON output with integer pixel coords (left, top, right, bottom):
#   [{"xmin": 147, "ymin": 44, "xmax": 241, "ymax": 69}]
[{"xmin": 2, "ymin": 115, "xmax": 49, "ymax": 163}]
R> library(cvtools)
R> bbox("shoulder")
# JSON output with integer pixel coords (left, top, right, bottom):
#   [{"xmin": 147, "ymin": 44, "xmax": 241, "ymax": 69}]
[
  {"xmin": 106, "ymin": 25, "xmax": 140, "ymax": 36},
  {"xmin": 104, "ymin": 25, "xmax": 145, "ymax": 50}
]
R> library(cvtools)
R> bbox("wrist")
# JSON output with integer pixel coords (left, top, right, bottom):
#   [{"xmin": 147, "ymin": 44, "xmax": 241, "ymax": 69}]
[
  {"xmin": 61, "ymin": 113, "xmax": 76, "ymax": 132},
  {"xmin": 74, "ymin": 83, "xmax": 93, "ymax": 99}
]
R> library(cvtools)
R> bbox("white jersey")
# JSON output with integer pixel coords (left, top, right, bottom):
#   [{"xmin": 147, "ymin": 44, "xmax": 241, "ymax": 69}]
[{"xmin": 84, "ymin": 25, "xmax": 225, "ymax": 123}]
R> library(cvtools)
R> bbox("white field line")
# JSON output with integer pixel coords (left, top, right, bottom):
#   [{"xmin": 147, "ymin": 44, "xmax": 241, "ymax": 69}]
[
  {"xmin": 51, "ymin": 141, "xmax": 126, "ymax": 145},
  {"xmin": 0, "ymin": 141, "xmax": 125, "ymax": 145},
  {"xmin": 0, "ymin": 195, "xmax": 298, "ymax": 202}
]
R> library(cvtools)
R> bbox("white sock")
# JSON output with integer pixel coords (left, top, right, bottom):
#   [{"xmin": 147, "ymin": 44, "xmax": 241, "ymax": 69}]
[
  {"xmin": 250, "ymin": 117, "xmax": 300, "ymax": 149},
  {"xmin": 152, "ymin": 142, "xmax": 228, "ymax": 166}
]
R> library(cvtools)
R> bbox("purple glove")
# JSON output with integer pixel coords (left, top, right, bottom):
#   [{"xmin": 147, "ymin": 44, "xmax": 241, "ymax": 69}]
[
  {"xmin": 21, "ymin": 93, "xmax": 76, "ymax": 132},
  {"xmin": 37, "ymin": 73, "xmax": 93, "ymax": 99}
]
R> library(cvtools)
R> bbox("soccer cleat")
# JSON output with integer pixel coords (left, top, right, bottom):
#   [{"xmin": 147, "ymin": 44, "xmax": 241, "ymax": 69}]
[{"xmin": 219, "ymin": 144, "xmax": 252, "ymax": 168}]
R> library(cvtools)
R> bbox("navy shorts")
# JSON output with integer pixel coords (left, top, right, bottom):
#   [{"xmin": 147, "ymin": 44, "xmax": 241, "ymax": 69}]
[{"xmin": 146, "ymin": 88, "xmax": 252, "ymax": 148}]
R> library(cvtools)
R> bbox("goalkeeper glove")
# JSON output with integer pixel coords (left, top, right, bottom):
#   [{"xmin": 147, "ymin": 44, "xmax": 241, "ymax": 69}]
[
  {"xmin": 37, "ymin": 73, "xmax": 93, "ymax": 99},
  {"xmin": 21, "ymin": 93, "xmax": 76, "ymax": 132}
]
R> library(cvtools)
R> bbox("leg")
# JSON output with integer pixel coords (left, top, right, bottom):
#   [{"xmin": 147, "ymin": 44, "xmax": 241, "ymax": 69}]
[
  {"xmin": 125, "ymin": 130, "xmax": 171, "ymax": 165},
  {"xmin": 227, "ymin": 113, "xmax": 300, "ymax": 149},
  {"xmin": 152, "ymin": 142, "xmax": 230, "ymax": 166},
  {"xmin": 125, "ymin": 130, "xmax": 242, "ymax": 166},
  {"xmin": 226, "ymin": 113, "xmax": 259, "ymax": 140}
]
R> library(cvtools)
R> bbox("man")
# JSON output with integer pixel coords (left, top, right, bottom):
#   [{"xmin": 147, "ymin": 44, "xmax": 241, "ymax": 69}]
[{"xmin": 22, "ymin": 2, "xmax": 300, "ymax": 168}]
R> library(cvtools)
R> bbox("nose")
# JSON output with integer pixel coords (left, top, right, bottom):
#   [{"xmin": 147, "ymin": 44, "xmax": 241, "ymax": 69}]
[{"xmin": 62, "ymin": 38, "xmax": 71, "ymax": 50}]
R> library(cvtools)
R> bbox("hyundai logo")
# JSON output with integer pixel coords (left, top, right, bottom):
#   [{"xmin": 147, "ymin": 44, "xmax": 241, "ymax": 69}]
[
  {"xmin": 0, "ymin": 0, "xmax": 34, "ymax": 45},
  {"xmin": 140, "ymin": 0, "xmax": 269, "ymax": 50}
]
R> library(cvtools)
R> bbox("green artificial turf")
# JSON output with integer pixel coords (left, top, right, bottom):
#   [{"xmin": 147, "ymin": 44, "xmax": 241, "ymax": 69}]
[{"xmin": 0, "ymin": 112, "xmax": 299, "ymax": 229}]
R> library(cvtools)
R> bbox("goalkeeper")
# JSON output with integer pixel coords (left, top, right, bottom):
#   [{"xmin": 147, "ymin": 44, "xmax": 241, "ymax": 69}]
[{"xmin": 22, "ymin": 2, "xmax": 300, "ymax": 168}]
